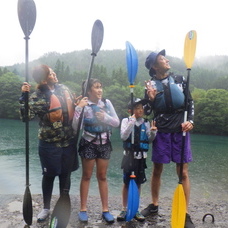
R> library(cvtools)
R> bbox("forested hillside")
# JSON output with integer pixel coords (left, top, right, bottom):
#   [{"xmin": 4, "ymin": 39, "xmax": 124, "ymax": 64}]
[{"xmin": 1, "ymin": 50, "xmax": 228, "ymax": 135}]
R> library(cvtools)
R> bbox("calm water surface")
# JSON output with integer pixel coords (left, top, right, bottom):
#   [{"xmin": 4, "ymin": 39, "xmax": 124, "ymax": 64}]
[{"xmin": 0, "ymin": 119, "xmax": 227, "ymax": 204}]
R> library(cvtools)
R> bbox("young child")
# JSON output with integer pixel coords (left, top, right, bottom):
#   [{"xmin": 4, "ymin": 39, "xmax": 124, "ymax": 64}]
[
  {"xmin": 72, "ymin": 78, "xmax": 120, "ymax": 223},
  {"xmin": 117, "ymin": 98, "xmax": 157, "ymax": 222}
]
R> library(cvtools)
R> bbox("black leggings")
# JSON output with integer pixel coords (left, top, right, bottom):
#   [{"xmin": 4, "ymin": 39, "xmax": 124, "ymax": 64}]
[{"xmin": 42, "ymin": 173, "xmax": 71, "ymax": 209}]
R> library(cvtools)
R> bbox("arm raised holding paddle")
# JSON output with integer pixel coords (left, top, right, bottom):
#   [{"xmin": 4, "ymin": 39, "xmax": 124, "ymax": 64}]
[{"xmin": 141, "ymin": 46, "xmax": 195, "ymax": 228}]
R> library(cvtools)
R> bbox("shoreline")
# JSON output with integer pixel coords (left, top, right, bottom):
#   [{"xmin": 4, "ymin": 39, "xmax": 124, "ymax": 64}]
[{"xmin": 0, "ymin": 194, "xmax": 227, "ymax": 227}]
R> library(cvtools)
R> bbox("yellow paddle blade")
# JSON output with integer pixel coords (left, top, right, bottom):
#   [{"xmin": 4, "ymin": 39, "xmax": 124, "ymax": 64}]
[
  {"xmin": 171, "ymin": 184, "xmax": 187, "ymax": 228},
  {"xmin": 184, "ymin": 30, "xmax": 197, "ymax": 69}
]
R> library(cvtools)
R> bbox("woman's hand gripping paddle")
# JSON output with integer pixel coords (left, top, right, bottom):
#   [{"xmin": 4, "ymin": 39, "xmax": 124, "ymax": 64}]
[
  {"xmin": 49, "ymin": 20, "xmax": 104, "ymax": 228},
  {"xmin": 125, "ymin": 41, "xmax": 139, "ymax": 221},
  {"xmin": 171, "ymin": 30, "xmax": 197, "ymax": 228},
  {"xmin": 18, "ymin": 0, "xmax": 36, "ymax": 226}
]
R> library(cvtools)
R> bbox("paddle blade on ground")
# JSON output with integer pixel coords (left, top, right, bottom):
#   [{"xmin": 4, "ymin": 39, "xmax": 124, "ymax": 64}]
[
  {"xmin": 125, "ymin": 41, "xmax": 138, "ymax": 85},
  {"xmin": 18, "ymin": 0, "xmax": 36, "ymax": 37},
  {"xmin": 49, "ymin": 194, "xmax": 71, "ymax": 228},
  {"xmin": 91, "ymin": 19, "xmax": 104, "ymax": 55},
  {"xmin": 171, "ymin": 184, "xmax": 186, "ymax": 228},
  {"xmin": 184, "ymin": 30, "xmax": 197, "ymax": 69},
  {"xmin": 23, "ymin": 186, "xmax": 33, "ymax": 225},
  {"xmin": 126, "ymin": 178, "xmax": 139, "ymax": 221}
]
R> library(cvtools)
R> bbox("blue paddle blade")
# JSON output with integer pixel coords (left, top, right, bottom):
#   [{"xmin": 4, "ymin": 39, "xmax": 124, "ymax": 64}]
[
  {"xmin": 126, "ymin": 178, "xmax": 139, "ymax": 221},
  {"xmin": 126, "ymin": 41, "xmax": 138, "ymax": 85}
]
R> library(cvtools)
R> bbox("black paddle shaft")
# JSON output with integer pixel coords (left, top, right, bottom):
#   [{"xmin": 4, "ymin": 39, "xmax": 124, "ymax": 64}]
[
  {"xmin": 18, "ymin": 0, "xmax": 36, "ymax": 186},
  {"xmin": 179, "ymin": 68, "xmax": 191, "ymax": 184},
  {"xmin": 49, "ymin": 20, "xmax": 104, "ymax": 228},
  {"xmin": 75, "ymin": 19, "xmax": 104, "ymax": 145},
  {"xmin": 18, "ymin": 0, "xmax": 36, "ymax": 225}
]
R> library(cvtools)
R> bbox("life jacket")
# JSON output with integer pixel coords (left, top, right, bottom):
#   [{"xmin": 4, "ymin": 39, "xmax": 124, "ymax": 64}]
[
  {"xmin": 123, "ymin": 120, "xmax": 149, "ymax": 152},
  {"xmin": 45, "ymin": 85, "xmax": 74, "ymax": 128},
  {"xmin": 83, "ymin": 99, "xmax": 112, "ymax": 145},
  {"xmin": 84, "ymin": 99, "xmax": 111, "ymax": 133},
  {"xmin": 153, "ymin": 75, "xmax": 185, "ymax": 113}
]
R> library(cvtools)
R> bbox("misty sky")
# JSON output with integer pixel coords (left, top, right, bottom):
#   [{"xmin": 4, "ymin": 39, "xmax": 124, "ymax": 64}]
[{"xmin": 0, "ymin": 0, "xmax": 227, "ymax": 66}]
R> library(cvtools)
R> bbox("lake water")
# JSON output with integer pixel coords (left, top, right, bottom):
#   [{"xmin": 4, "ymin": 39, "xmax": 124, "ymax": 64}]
[{"xmin": 0, "ymin": 119, "xmax": 227, "ymax": 204}]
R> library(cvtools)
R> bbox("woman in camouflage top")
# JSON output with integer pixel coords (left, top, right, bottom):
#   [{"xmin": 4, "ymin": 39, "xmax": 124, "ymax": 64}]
[{"xmin": 20, "ymin": 64, "xmax": 78, "ymax": 222}]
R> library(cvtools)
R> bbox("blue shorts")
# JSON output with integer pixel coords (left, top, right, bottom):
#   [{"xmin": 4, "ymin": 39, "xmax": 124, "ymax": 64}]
[
  {"xmin": 39, "ymin": 140, "xmax": 79, "ymax": 177},
  {"xmin": 152, "ymin": 132, "xmax": 193, "ymax": 164}
]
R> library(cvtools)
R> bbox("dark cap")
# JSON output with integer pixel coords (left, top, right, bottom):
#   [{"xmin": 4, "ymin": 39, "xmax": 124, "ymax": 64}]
[
  {"xmin": 127, "ymin": 98, "xmax": 148, "ymax": 109},
  {"xmin": 145, "ymin": 49, "xmax": 166, "ymax": 76}
]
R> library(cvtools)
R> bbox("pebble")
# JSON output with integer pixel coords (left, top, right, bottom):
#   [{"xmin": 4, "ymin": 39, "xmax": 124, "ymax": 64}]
[{"xmin": 0, "ymin": 194, "xmax": 227, "ymax": 227}]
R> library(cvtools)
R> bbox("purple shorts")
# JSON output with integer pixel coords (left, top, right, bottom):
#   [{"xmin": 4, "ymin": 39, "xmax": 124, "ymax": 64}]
[{"xmin": 152, "ymin": 132, "xmax": 193, "ymax": 164}]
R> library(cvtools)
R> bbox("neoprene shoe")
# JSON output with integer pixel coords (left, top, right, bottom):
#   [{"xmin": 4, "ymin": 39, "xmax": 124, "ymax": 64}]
[
  {"xmin": 117, "ymin": 210, "xmax": 127, "ymax": 221},
  {"xmin": 102, "ymin": 211, "xmax": 115, "ymax": 223},
  {"xmin": 37, "ymin": 209, "xmax": 50, "ymax": 222},
  {"xmin": 78, "ymin": 211, "xmax": 88, "ymax": 222},
  {"xmin": 134, "ymin": 211, "xmax": 145, "ymax": 222},
  {"xmin": 141, "ymin": 204, "xmax": 158, "ymax": 217},
  {"xmin": 185, "ymin": 213, "xmax": 195, "ymax": 228}
]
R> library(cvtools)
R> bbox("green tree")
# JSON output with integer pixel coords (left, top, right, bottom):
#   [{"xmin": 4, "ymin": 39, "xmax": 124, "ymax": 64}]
[
  {"xmin": 54, "ymin": 59, "xmax": 62, "ymax": 79},
  {"xmin": 213, "ymin": 75, "xmax": 228, "ymax": 90},
  {"xmin": 64, "ymin": 81, "xmax": 81, "ymax": 97},
  {"xmin": 191, "ymin": 88, "xmax": 206, "ymax": 101},
  {"xmin": 112, "ymin": 67, "xmax": 128, "ymax": 87},
  {"xmin": 60, "ymin": 61, "xmax": 65, "ymax": 81},
  {"xmin": 0, "ymin": 72, "xmax": 22, "ymax": 119},
  {"xmin": 103, "ymin": 82, "xmax": 145, "ymax": 121},
  {"xmin": 104, "ymin": 83, "xmax": 129, "ymax": 120},
  {"xmin": 64, "ymin": 65, "xmax": 71, "ymax": 81},
  {"xmin": 194, "ymin": 89, "xmax": 228, "ymax": 135},
  {"xmin": 92, "ymin": 64, "xmax": 110, "ymax": 87}
]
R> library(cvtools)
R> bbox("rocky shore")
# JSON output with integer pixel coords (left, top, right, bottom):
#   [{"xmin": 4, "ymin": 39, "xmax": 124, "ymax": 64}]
[{"xmin": 0, "ymin": 194, "xmax": 227, "ymax": 228}]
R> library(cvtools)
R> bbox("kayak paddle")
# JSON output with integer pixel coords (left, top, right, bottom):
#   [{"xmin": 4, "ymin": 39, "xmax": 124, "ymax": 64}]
[
  {"xmin": 125, "ymin": 41, "xmax": 138, "ymax": 115},
  {"xmin": 171, "ymin": 30, "xmax": 197, "ymax": 228},
  {"xmin": 49, "ymin": 19, "xmax": 104, "ymax": 228},
  {"xmin": 125, "ymin": 41, "xmax": 139, "ymax": 221},
  {"xmin": 126, "ymin": 172, "xmax": 139, "ymax": 222},
  {"xmin": 18, "ymin": 0, "xmax": 36, "ymax": 226}
]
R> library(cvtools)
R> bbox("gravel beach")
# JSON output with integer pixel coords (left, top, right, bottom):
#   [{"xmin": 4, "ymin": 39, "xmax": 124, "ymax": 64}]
[{"xmin": 0, "ymin": 194, "xmax": 227, "ymax": 228}]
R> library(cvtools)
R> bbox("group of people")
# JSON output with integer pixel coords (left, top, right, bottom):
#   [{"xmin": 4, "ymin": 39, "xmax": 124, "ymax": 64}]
[{"xmin": 20, "ymin": 49, "xmax": 195, "ymax": 228}]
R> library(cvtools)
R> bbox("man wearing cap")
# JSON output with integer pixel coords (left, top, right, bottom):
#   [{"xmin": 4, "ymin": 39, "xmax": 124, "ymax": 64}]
[{"xmin": 141, "ymin": 50, "xmax": 195, "ymax": 228}]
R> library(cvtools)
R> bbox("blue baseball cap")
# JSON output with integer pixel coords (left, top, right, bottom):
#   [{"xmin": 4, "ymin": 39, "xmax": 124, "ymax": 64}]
[{"xmin": 145, "ymin": 49, "xmax": 166, "ymax": 76}]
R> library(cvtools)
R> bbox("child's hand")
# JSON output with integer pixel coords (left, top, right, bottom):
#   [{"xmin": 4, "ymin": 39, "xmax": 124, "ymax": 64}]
[
  {"xmin": 145, "ymin": 80, "xmax": 157, "ymax": 101},
  {"xmin": 73, "ymin": 94, "xmax": 82, "ymax": 106},
  {"xmin": 96, "ymin": 110, "xmax": 105, "ymax": 121},
  {"xmin": 77, "ymin": 97, "xmax": 88, "ymax": 108},
  {"xmin": 130, "ymin": 114, "xmax": 136, "ymax": 119},
  {"xmin": 151, "ymin": 120, "xmax": 157, "ymax": 131}
]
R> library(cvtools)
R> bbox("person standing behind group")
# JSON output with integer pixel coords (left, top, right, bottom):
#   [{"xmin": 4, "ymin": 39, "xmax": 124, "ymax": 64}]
[
  {"xmin": 20, "ymin": 64, "xmax": 79, "ymax": 222},
  {"xmin": 141, "ymin": 50, "xmax": 195, "ymax": 228},
  {"xmin": 117, "ymin": 98, "xmax": 157, "ymax": 222},
  {"xmin": 72, "ymin": 78, "xmax": 120, "ymax": 224}
]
